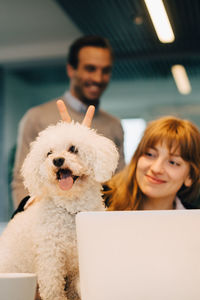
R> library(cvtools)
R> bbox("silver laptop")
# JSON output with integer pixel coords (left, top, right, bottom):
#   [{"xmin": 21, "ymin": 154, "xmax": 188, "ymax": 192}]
[{"xmin": 76, "ymin": 210, "xmax": 200, "ymax": 300}]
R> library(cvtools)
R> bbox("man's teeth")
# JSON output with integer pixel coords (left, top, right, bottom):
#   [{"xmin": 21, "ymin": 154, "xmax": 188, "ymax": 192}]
[{"xmin": 87, "ymin": 85, "xmax": 100, "ymax": 91}]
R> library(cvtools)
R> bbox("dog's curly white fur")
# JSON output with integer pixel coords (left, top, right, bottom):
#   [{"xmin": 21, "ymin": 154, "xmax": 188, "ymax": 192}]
[{"xmin": 0, "ymin": 121, "xmax": 119, "ymax": 300}]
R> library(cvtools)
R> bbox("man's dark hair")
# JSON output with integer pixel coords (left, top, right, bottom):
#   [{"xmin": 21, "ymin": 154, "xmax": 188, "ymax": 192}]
[{"xmin": 67, "ymin": 35, "xmax": 114, "ymax": 69}]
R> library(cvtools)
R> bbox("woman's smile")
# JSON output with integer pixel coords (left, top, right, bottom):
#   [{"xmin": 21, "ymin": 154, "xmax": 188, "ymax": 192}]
[{"xmin": 145, "ymin": 174, "xmax": 166, "ymax": 184}]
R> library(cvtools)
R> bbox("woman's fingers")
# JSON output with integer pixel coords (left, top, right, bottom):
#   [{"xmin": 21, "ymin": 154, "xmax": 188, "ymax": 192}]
[
  {"xmin": 56, "ymin": 99, "xmax": 71, "ymax": 123},
  {"xmin": 82, "ymin": 105, "xmax": 95, "ymax": 128}
]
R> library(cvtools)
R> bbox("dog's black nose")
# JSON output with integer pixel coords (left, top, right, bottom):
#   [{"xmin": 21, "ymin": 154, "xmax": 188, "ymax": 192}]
[{"xmin": 53, "ymin": 157, "xmax": 65, "ymax": 167}]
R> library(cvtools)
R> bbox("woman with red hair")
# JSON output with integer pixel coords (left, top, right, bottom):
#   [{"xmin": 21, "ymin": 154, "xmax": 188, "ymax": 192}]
[{"xmin": 105, "ymin": 116, "xmax": 200, "ymax": 210}]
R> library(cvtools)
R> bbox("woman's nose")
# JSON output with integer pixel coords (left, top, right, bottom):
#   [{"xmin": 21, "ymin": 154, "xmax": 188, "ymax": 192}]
[{"xmin": 150, "ymin": 158, "xmax": 164, "ymax": 174}]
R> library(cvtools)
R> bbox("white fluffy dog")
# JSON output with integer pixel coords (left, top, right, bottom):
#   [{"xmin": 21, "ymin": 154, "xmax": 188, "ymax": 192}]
[{"xmin": 0, "ymin": 121, "xmax": 118, "ymax": 300}]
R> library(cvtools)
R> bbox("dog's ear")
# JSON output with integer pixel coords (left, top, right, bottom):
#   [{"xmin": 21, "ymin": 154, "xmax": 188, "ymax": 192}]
[
  {"xmin": 93, "ymin": 136, "xmax": 119, "ymax": 182},
  {"xmin": 21, "ymin": 138, "xmax": 44, "ymax": 197}
]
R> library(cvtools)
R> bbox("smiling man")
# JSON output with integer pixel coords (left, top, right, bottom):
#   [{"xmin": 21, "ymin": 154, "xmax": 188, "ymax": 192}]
[
  {"xmin": 12, "ymin": 36, "xmax": 125, "ymax": 208},
  {"xmin": 67, "ymin": 39, "xmax": 113, "ymax": 107}
]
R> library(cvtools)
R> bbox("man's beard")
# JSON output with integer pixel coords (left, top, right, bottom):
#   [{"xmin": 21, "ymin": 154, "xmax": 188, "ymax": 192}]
[{"xmin": 79, "ymin": 96, "xmax": 100, "ymax": 108}]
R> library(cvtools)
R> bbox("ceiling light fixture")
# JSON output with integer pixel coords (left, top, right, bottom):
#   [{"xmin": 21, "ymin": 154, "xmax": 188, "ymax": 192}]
[
  {"xmin": 144, "ymin": 0, "xmax": 175, "ymax": 43},
  {"xmin": 171, "ymin": 65, "xmax": 191, "ymax": 95},
  {"xmin": 133, "ymin": 16, "xmax": 144, "ymax": 25}
]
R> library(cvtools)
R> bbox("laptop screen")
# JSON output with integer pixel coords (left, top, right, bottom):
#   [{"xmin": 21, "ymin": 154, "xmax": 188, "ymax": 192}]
[{"xmin": 76, "ymin": 210, "xmax": 200, "ymax": 300}]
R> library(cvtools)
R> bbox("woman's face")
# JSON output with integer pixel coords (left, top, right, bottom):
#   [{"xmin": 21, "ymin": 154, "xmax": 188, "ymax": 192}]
[{"xmin": 136, "ymin": 142, "xmax": 192, "ymax": 204}]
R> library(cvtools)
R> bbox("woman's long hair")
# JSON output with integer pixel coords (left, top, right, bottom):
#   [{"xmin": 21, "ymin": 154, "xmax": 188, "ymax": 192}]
[{"xmin": 105, "ymin": 116, "xmax": 200, "ymax": 210}]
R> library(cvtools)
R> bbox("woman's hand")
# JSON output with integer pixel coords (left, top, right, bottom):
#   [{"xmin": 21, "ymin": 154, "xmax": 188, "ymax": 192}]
[{"xmin": 56, "ymin": 99, "xmax": 95, "ymax": 127}]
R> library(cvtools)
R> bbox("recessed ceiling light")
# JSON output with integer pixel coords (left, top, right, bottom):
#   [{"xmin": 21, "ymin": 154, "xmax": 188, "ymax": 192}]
[
  {"xmin": 133, "ymin": 16, "xmax": 144, "ymax": 25},
  {"xmin": 144, "ymin": 0, "xmax": 175, "ymax": 43},
  {"xmin": 171, "ymin": 65, "xmax": 191, "ymax": 95}
]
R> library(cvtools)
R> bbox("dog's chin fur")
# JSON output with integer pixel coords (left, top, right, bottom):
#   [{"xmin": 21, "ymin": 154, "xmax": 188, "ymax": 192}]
[{"xmin": 0, "ymin": 121, "xmax": 119, "ymax": 300}]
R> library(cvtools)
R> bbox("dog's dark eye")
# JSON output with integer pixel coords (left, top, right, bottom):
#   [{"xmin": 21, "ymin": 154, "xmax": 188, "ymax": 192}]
[
  {"xmin": 68, "ymin": 145, "xmax": 78, "ymax": 154},
  {"xmin": 47, "ymin": 150, "xmax": 53, "ymax": 157}
]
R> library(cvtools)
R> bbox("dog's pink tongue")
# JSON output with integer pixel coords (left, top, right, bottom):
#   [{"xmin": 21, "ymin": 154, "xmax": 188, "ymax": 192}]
[{"xmin": 59, "ymin": 177, "xmax": 73, "ymax": 190}]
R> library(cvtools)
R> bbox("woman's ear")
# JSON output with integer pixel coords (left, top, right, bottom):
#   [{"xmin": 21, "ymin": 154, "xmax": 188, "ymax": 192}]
[{"xmin": 184, "ymin": 176, "xmax": 192, "ymax": 187}]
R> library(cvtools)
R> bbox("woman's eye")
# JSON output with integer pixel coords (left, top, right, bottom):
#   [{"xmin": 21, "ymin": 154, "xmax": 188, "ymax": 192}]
[
  {"xmin": 169, "ymin": 160, "xmax": 180, "ymax": 166},
  {"xmin": 144, "ymin": 151, "xmax": 153, "ymax": 157},
  {"xmin": 47, "ymin": 150, "xmax": 53, "ymax": 157},
  {"xmin": 68, "ymin": 145, "xmax": 78, "ymax": 154}
]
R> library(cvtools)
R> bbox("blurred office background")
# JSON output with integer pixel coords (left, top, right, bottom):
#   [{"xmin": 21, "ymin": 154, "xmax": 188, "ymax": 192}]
[{"xmin": 0, "ymin": 0, "xmax": 200, "ymax": 220}]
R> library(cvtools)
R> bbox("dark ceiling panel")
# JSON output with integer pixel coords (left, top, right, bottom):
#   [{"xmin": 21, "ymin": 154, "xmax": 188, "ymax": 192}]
[{"xmin": 55, "ymin": 0, "xmax": 200, "ymax": 80}]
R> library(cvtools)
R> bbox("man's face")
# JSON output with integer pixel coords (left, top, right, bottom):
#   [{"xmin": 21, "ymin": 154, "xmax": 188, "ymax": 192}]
[{"xmin": 67, "ymin": 46, "xmax": 113, "ymax": 104}]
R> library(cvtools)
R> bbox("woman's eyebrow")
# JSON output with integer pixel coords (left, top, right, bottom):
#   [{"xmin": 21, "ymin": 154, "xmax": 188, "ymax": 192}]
[
  {"xmin": 169, "ymin": 152, "xmax": 181, "ymax": 157},
  {"xmin": 148, "ymin": 146, "xmax": 156, "ymax": 151}
]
